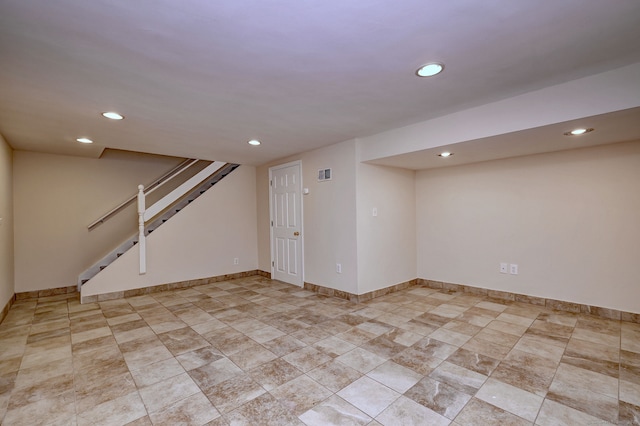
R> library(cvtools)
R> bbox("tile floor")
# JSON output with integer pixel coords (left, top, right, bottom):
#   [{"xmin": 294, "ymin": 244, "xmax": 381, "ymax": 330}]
[{"xmin": 0, "ymin": 276, "xmax": 639, "ymax": 425}]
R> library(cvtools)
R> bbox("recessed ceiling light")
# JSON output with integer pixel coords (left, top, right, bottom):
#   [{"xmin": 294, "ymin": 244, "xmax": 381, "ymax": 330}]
[
  {"xmin": 76, "ymin": 137, "xmax": 93, "ymax": 144},
  {"xmin": 416, "ymin": 62, "xmax": 444, "ymax": 77},
  {"xmin": 102, "ymin": 111, "xmax": 124, "ymax": 120},
  {"xmin": 248, "ymin": 139, "xmax": 261, "ymax": 146},
  {"xmin": 564, "ymin": 128, "xmax": 594, "ymax": 136},
  {"xmin": 438, "ymin": 152, "xmax": 453, "ymax": 157}
]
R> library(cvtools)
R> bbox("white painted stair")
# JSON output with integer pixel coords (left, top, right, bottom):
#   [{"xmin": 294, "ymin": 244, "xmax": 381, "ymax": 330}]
[{"xmin": 78, "ymin": 162, "xmax": 239, "ymax": 289}]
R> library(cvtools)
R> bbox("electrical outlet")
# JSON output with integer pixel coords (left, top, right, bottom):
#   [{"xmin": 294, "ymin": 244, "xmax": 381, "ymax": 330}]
[
  {"xmin": 510, "ymin": 264, "xmax": 518, "ymax": 275},
  {"xmin": 500, "ymin": 263, "xmax": 508, "ymax": 274},
  {"xmin": 233, "ymin": 258, "xmax": 239, "ymax": 265},
  {"xmin": 336, "ymin": 263, "xmax": 342, "ymax": 274},
  {"xmin": 372, "ymin": 207, "xmax": 378, "ymax": 217}
]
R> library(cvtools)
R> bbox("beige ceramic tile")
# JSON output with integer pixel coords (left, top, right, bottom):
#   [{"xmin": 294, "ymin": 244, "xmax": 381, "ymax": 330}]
[
  {"xmin": 428, "ymin": 361, "xmax": 487, "ymax": 395},
  {"xmin": 445, "ymin": 347, "xmax": 500, "ymax": 376},
  {"xmin": 188, "ymin": 357, "xmax": 244, "ymax": 390},
  {"xmin": 475, "ymin": 377, "xmax": 544, "ymax": 422},
  {"xmin": 282, "ymin": 346, "xmax": 333, "ymax": 372},
  {"xmin": 2, "ymin": 389, "xmax": 77, "ymax": 426},
  {"xmin": 270, "ymin": 374, "xmax": 333, "ymax": 416},
  {"xmin": 404, "ymin": 376, "xmax": 471, "ymax": 420},
  {"xmin": 376, "ymin": 396, "xmax": 449, "ymax": 426},
  {"xmin": 19, "ymin": 344, "xmax": 71, "ymax": 370},
  {"xmin": 496, "ymin": 312, "xmax": 535, "ymax": 327},
  {"xmin": 261, "ymin": 334, "xmax": 307, "ymax": 357},
  {"xmin": 391, "ymin": 346, "xmax": 444, "ymax": 375},
  {"xmin": 552, "ymin": 363, "xmax": 618, "ymax": 399},
  {"xmin": 204, "ymin": 373, "xmax": 266, "ymax": 413},
  {"xmin": 175, "ymin": 346, "xmax": 224, "ymax": 371},
  {"xmin": 336, "ymin": 376, "xmax": 400, "ymax": 418},
  {"xmin": 513, "ymin": 334, "xmax": 566, "ymax": 363},
  {"xmin": 335, "ymin": 347, "xmax": 387, "ymax": 374},
  {"xmin": 130, "ymin": 357, "xmax": 185, "ymax": 388},
  {"xmin": 8, "ymin": 372, "xmax": 74, "ymax": 411},
  {"xmin": 76, "ymin": 391, "xmax": 147, "ymax": 426},
  {"xmin": 2, "ymin": 276, "xmax": 638, "ymax": 425},
  {"xmin": 366, "ymin": 360, "xmax": 422, "ymax": 393},
  {"xmin": 313, "ymin": 335, "xmax": 357, "ymax": 357},
  {"xmin": 299, "ymin": 394, "xmax": 371, "ymax": 426},
  {"xmin": 535, "ymin": 399, "xmax": 612, "ymax": 426},
  {"xmin": 157, "ymin": 327, "xmax": 210, "ymax": 356},
  {"xmin": 122, "ymin": 343, "xmax": 174, "ymax": 371},
  {"xmin": 138, "ymin": 372, "xmax": 200, "ymax": 413},
  {"xmin": 486, "ymin": 320, "xmax": 528, "ymax": 337},
  {"xmin": 547, "ymin": 376, "xmax": 618, "ymax": 423},
  {"xmin": 13, "ymin": 357, "xmax": 73, "ymax": 390},
  {"xmin": 228, "ymin": 343, "xmax": 277, "ymax": 370},
  {"xmin": 71, "ymin": 326, "xmax": 112, "ymax": 344},
  {"xmin": 475, "ymin": 301, "xmax": 508, "ymax": 312},
  {"xmin": 248, "ymin": 358, "xmax": 302, "ymax": 391},
  {"xmin": 429, "ymin": 327, "xmax": 472, "ymax": 347},
  {"xmin": 619, "ymin": 401, "xmax": 640, "ymax": 426},
  {"xmin": 454, "ymin": 397, "xmax": 530, "ymax": 426},
  {"xmin": 571, "ymin": 327, "xmax": 619, "ymax": 347},
  {"xmin": 225, "ymin": 392, "xmax": 303, "ymax": 426},
  {"xmin": 620, "ymin": 379, "xmax": 640, "ymax": 406},
  {"xmin": 306, "ymin": 359, "xmax": 363, "ymax": 393}
]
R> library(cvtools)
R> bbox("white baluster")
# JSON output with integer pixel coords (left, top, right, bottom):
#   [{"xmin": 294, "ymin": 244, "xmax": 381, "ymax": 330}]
[{"xmin": 137, "ymin": 185, "xmax": 147, "ymax": 275}]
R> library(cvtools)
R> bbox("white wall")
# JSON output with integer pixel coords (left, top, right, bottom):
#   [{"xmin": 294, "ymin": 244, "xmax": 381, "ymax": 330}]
[
  {"xmin": 416, "ymin": 140, "xmax": 640, "ymax": 313},
  {"xmin": 356, "ymin": 160, "xmax": 416, "ymax": 293},
  {"xmin": 82, "ymin": 165, "xmax": 258, "ymax": 296},
  {"xmin": 0, "ymin": 135, "xmax": 14, "ymax": 309},
  {"xmin": 257, "ymin": 140, "xmax": 359, "ymax": 293},
  {"xmin": 13, "ymin": 150, "xmax": 183, "ymax": 292}
]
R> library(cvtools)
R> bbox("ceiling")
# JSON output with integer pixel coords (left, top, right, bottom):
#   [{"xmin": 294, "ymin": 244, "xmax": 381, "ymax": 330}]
[
  {"xmin": 1, "ymin": 0, "xmax": 640, "ymax": 167},
  {"xmin": 369, "ymin": 107, "xmax": 640, "ymax": 170}
]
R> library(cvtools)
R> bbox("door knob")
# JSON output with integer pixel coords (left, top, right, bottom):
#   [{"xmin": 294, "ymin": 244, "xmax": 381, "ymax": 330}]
[{"xmin": 294, "ymin": 231, "xmax": 300, "ymax": 236}]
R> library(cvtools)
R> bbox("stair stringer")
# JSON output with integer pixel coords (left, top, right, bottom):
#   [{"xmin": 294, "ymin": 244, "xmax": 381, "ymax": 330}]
[{"xmin": 77, "ymin": 163, "xmax": 240, "ymax": 289}]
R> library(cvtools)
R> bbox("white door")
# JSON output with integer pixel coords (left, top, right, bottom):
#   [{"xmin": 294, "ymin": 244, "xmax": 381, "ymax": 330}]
[{"xmin": 270, "ymin": 161, "xmax": 303, "ymax": 286}]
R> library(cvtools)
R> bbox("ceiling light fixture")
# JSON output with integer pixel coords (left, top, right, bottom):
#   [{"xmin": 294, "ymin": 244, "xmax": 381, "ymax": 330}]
[
  {"xmin": 438, "ymin": 152, "xmax": 453, "ymax": 157},
  {"xmin": 248, "ymin": 139, "xmax": 261, "ymax": 146},
  {"xmin": 76, "ymin": 137, "xmax": 93, "ymax": 144},
  {"xmin": 102, "ymin": 111, "xmax": 124, "ymax": 120},
  {"xmin": 416, "ymin": 62, "xmax": 444, "ymax": 77},
  {"xmin": 564, "ymin": 128, "xmax": 594, "ymax": 136}
]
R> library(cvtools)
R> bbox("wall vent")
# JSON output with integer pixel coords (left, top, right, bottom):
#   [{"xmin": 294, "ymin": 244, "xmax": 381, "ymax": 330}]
[{"xmin": 317, "ymin": 168, "xmax": 332, "ymax": 182}]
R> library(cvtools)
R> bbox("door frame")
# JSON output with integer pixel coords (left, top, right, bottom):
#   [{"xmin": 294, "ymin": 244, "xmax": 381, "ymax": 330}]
[{"xmin": 269, "ymin": 160, "xmax": 304, "ymax": 287}]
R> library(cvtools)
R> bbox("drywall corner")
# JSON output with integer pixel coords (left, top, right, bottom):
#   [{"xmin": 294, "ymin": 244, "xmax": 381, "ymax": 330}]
[{"xmin": 0, "ymin": 135, "xmax": 14, "ymax": 314}]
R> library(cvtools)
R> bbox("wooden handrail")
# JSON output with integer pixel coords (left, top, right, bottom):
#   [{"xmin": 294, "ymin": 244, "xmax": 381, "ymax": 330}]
[{"xmin": 87, "ymin": 158, "xmax": 198, "ymax": 230}]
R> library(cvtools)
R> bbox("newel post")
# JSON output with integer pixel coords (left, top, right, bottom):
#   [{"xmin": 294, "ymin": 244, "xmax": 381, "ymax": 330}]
[{"xmin": 137, "ymin": 185, "xmax": 147, "ymax": 275}]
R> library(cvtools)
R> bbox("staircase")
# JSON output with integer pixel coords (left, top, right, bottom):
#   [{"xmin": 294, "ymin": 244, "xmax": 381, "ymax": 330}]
[{"xmin": 78, "ymin": 162, "xmax": 239, "ymax": 289}]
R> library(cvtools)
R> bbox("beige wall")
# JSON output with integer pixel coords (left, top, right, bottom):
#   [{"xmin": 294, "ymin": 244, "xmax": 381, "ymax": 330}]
[
  {"xmin": 0, "ymin": 135, "xmax": 14, "ymax": 309},
  {"xmin": 257, "ymin": 139, "xmax": 417, "ymax": 296},
  {"xmin": 356, "ymin": 161, "xmax": 416, "ymax": 293},
  {"xmin": 257, "ymin": 140, "xmax": 359, "ymax": 293},
  {"xmin": 13, "ymin": 150, "xmax": 183, "ymax": 292},
  {"xmin": 82, "ymin": 165, "xmax": 258, "ymax": 296},
  {"xmin": 416, "ymin": 140, "xmax": 640, "ymax": 313}
]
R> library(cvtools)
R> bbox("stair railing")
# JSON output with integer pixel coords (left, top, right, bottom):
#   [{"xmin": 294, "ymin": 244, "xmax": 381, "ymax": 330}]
[
  {"xmin": 88, "ymin": 158, "xmax": 199, "ymax": 230},
  {"xmin": 136, "ymin": 161, "xmax": 226, "ymax": 274}
]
